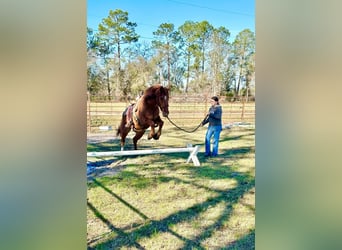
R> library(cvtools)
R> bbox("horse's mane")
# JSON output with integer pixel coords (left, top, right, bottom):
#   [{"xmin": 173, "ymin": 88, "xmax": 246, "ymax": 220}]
[
  {"xmin": 142, "ymin": 84, "xmax": 168, "ymax": 104},
  {"xmin": 144, "ymin": 84, "xmax": 168, "ymax": 94}
]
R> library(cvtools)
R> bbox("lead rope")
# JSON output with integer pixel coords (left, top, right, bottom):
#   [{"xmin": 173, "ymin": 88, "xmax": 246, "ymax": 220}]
[{"xmin": 165, "ymin": 115, "xmax": 208, "ymax": 133}]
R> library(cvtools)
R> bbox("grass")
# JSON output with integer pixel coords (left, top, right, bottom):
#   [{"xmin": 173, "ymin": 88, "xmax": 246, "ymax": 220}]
[{"xmin": 87, "ymin": 126, "xmax": 255, "ymax": 249}]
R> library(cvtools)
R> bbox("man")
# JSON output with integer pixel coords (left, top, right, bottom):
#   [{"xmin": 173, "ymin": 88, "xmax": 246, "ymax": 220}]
[{"xmin": 201, "ymin": 96, "xmax": 222, "ymax": 157}]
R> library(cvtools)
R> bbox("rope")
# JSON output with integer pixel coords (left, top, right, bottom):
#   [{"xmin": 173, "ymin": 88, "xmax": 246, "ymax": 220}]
[{"xmin": 165, "ymin": 115, "xmax": 208, "ymax": 133}]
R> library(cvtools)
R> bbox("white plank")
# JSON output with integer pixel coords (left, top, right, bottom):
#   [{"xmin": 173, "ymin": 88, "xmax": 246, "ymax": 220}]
[{"xmin": 87, "ymin": 146, "xmax": 201, "ymax": 166}]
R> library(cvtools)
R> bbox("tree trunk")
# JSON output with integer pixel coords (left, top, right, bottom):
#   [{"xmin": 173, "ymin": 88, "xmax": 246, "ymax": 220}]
[
  {"xmin": 185, "ymin": 52, "xmax": 190, "ymax": 93},
  {"xmin": 201, "ymin": 42, "xmax": 205, "ymax": 74},
  {"xmin": 118, "ymin": 44, "xmax": 121, "ymax": 71},
  {"xmin": 117, "ymin": 42, "xmax": 121, "ymax": 96},
  {"xmin": 236, "ymin": 61, "xmax": 244, "ymax": 98},
  {"xmin": 167, "ymin": 44, "xmax": 171, "ymax": 88},
  {"xmin": 106, "ymin": 69, "xmax": 111, "ymax": 100}
]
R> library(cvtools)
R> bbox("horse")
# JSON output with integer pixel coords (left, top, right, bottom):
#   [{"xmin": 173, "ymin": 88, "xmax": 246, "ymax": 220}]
[{"xmin": 117, "ymin": 84, "xmax": 170, "ymax": 150}]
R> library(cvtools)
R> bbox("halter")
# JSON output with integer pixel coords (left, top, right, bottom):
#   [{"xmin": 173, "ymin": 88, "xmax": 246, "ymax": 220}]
[{"xmin": 157, "ymin": 94, "xmax": 169, "ymax": 117}]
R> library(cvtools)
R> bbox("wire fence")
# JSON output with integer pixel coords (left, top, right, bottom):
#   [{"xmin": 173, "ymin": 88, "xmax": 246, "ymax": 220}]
[{"xmin": 87, "ymin": 94, "xmax": 255, "ymax": 133}]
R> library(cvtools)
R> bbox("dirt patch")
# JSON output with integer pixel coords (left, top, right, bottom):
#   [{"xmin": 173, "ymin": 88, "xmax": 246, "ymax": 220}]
[
  {"xmin": 87, "ymin": 133, "xmax": 117, "ymax": 144},
  {"xmin": 87, "ymin": 133, "xmax": 128, "ymax": 181},
  {"xmin": 87, "ymin": 158, "xmax": 127, "ymax": 181}
]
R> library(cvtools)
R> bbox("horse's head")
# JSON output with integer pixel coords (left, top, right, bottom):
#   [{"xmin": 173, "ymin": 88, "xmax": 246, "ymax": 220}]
[{"xmin": 155, "ymin": 86, "xmax": 169, "ymax": 117}]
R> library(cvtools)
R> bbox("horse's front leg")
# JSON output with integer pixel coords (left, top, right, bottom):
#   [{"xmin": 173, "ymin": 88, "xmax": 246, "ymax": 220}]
[
  {"xmin": 147, "ymin": 121, "xmax": 156, "ymax": 140},
  {"xmin": 153, "ymin": 118, "xmax": 163, "ymax": 140}
]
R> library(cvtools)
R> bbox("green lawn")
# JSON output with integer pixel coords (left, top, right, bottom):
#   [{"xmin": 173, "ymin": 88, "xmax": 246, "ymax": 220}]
[{"xmin": 87, "ymin": 126, "xmax": 255, "ymax": 249}]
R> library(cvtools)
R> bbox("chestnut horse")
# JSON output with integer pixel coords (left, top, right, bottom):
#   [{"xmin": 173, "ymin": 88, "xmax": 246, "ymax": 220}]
[{"xmin": 117, "ymin": 84, "xmax": 169, "ymax": 150}]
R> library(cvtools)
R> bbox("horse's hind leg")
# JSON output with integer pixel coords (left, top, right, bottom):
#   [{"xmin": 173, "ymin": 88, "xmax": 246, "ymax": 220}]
[
  {"xmin": 120, "ymin": 133, "xmax": 126, "ymax": 151},
  {"xmin": 133, "ymin": 130, "xmax": 145, "ymax": 150},
  {"xmin": 118, "ymin": 114, "xmax": 131, "ymax": 151},
  {"xmin": 119, "ymin": 126, "xmax": 132, "ymax": 151}
]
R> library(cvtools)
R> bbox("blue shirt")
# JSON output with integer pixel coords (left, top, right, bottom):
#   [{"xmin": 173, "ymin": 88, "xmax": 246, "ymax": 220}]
[{"xmin": 202, "ymin": 104, "xmax": 222, "ymax": 126}]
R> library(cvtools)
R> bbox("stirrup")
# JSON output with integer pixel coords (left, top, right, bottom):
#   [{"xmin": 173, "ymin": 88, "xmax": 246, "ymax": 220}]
[{"xmin": 125, "ymin": 121, "xmax": 133, "ymax": 128}]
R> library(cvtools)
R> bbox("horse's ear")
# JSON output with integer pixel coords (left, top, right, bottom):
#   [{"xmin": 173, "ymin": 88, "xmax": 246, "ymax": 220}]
[{"xmin": 160, "ymin": 85, "xmax": 169, "ymax": 92}]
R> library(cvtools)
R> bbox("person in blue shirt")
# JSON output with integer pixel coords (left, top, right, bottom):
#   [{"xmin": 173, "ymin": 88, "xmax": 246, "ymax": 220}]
[{"xmin": 201, "ymin": 96, "xmax": 222, "ymax": 157}]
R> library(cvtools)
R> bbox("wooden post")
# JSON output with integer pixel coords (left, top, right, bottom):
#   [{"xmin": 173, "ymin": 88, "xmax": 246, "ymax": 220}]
[
  {"xmin": 204, "ymin": 92, "xmax": 208, "ymax": 117},
  {"xmin": 186, "ymin": 145, "xmax": 200, "ymax": 166},
  {"xmin": 87, "ymin": 91, "xmax": 91, "ymax": 133},
  {"xmin": 241, "ymin": 95, "xmax": 245, "ymax": 121}
]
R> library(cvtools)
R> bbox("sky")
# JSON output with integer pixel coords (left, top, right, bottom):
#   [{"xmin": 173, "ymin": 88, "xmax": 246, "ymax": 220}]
[{"xmin": 87, "ymin": 0, "xmax": 255, "ymax": 42}]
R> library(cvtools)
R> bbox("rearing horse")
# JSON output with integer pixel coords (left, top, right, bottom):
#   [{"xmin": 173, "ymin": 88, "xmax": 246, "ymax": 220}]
[{"xmin": 117, "ymin": 84, "xmax": 169, "ymax": 150}]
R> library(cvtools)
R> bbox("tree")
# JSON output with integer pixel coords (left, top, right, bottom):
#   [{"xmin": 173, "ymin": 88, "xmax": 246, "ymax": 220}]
[
  {"xmin": 178, "ymin": 21, "xmax": 200, "ymax": 93},
  {"xmin": 244, "ymin": 51, "xmax": 255, "ymax": 98},
  {"xmin": 96, "ymin": 41, "xmax": 114, "ymax": 98},
  {"xmin": 152, "ymin": 23, "xmax": 179, "ymax": 89},
  {"xmin": 127, "ymin": 41, "xmax": 154, "ymax": 62},
  {"xmin": 98, "ymin": 9, "xmax": 139, "ymax": 98},
  {"xmin": 124, "ymin": 56, "xmax": 153, "ymax": 98},
  {"xmin": 87, "ymin": 67, "xmax": 102, "ymax": 95},
  {"xmin": 208, "ymin": 26, "xmax": 231, "ymax": 96},
  {"xmin": 87, "ymin": 13, "xmax": 255, "ymax": 99},
  {"xmin": 232, "ymin": 29, "xmax": 255, "ymax": 98},
  {"xmin": 194, "ymin": 21, "xmax": 214, "ymax": 74},
  {"xmin": 87, "ymin": 28, "xmax": 101, "ymax": 94},
  {"xmin": 187, "ymin": 21, "xmax": 214, "ymax": 92},
  {"xmin": 87, "ymin": 27, "xmax": 99, "ymax": 54}
]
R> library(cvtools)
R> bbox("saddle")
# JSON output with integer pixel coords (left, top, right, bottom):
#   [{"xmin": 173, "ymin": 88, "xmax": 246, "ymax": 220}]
[{"xmin": 125, "ymin": 104, "xmax": 135, "ymax": 128}]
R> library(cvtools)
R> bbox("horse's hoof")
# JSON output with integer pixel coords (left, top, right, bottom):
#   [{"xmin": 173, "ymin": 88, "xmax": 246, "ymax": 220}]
[
  {"xmin": 153, "ymin": 134, "xmax": 160, "ymax": 140},
  {"xmin": 147, "ymin": 135, "xmax": 152, "ymax": 140}
]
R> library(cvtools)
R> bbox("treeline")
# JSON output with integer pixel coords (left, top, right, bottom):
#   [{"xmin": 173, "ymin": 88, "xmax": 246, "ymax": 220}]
[{"xmin": 87, "ymin": 9, "xmax": 255, "ymax": 100}]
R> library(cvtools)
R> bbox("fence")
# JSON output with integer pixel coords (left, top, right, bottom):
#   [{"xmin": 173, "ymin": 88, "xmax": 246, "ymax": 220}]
[{"xmin": 87, "ymin": 95, "xmax": 255, "ymax": 133}]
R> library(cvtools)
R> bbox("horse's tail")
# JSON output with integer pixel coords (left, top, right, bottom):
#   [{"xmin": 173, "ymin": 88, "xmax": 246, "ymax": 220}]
[{"xmin": 116, "ymin": 110, "xmax": 127, "ymax": 137}]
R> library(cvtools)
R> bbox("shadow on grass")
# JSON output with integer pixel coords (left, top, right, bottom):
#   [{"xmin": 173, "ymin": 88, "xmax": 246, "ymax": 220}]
[
  {"xmin": 106, "ymin": 145, "xmax": 247, "ymax": 181},
  {"xmin": 226, "ymin": 229, "xmax": 255, "ymax": 249},
  {"xmin": 87, "ymin": 133, "xmax": 254, "ymax": 185},
  {"xmin": 87, "ymin": 159, "xmax": 117, "ymax": 168},
  {"xmin": 87, "ymin": 139, "xmax": 121, "ymax": 152},
  {"xmin": 195, "ymin": 146, "xmax": 254, "ymax": 168},
  {"xmin": 87, "ymin": 129, "xmax": 255, "ymax": 249},
  {"xmin": 218, "ymin": 131, "xmax": 255, "ymax": 143},
  {"xmin": 92, "ymin": 179, "xmax": 148, "ymax": 220},
  {"xmin": 88, "ymin": 144, "xmax": 254, "ymax": 249},
  {"xmin": 89, "ymin": 170, "xmax": 254, "ymax": 249},
  {"xmin": 87, "ymin": 200, "xmax": 145, "ymax": 250}
]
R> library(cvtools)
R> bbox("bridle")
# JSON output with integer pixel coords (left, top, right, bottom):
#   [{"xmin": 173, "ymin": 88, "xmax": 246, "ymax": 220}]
[{"xmin": 157, "ymin": 94, "xmax": 169, "ymax": 117}]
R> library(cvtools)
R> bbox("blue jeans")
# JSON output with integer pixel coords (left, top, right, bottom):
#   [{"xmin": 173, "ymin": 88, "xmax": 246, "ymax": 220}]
[{"xmin": 205, "ymin": 125, "xmax": 222, "ymax": 156}]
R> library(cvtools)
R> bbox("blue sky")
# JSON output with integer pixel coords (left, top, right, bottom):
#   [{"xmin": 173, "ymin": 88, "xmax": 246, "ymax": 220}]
[{"xmin": 87, "ymin": 0, "xmax": 255, "ymax": 42}]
